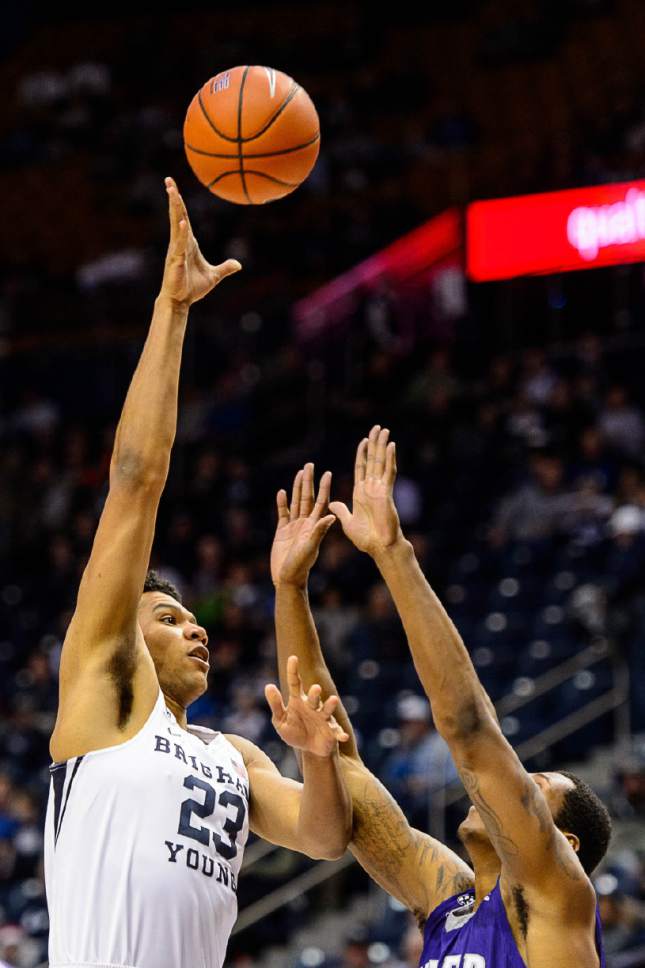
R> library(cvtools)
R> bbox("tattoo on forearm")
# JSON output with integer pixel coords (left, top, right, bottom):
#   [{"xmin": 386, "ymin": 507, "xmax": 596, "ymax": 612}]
[
  {"xmin": 351, "ymin": 782, "xmax": 416, "ymax": 905},
  {"xmin": 350, "ymin": 776, "xmax": 474, "ymax": 921}
]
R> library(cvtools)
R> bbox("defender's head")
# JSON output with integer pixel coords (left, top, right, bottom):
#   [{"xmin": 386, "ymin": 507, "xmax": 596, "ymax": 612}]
[
  {"xmin": 458, "ymin": 770, "xmax": 612, "ymax": 876},
  {"xmin": 138, "ymin": 570, "xmax": 209, "ymax": 707}
]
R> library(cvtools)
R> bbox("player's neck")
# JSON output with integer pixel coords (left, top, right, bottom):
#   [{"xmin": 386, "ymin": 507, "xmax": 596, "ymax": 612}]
[
  {"xmin": 164, "ymin": 692, "xmax": 188, "ymax": 729},
  {"xmin": 468, "ymin": 844, "xmax": 502, "ymax": 908}
]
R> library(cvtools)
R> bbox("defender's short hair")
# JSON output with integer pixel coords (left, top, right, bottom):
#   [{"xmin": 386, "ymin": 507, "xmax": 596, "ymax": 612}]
[
  {"xmin": 554, "ymin": 771, "xmax": 612, "ymax": 875},
  {"xmin": 143, "ymin": 570, "xmax": 182, "ymax": 603}
]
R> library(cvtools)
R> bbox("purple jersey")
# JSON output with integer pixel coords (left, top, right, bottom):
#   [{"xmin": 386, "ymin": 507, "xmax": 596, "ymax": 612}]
[{"xmin": 419, "ymin": 879, "xmax": 606, "ymax": 968}]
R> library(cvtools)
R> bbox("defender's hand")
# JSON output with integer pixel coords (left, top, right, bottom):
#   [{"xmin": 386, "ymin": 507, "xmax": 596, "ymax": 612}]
[
  {"xmin": 265, "ymin": 656, "xmax": 349, "ymax": 758},
  {"xmin": 271, "ymin": 463, "xmax": 336, "ymax": 588},
  {"xmin": 160, "ymin": 177, "xmax": 241, "ymax": 307},
  {"xmin": 329, "ymin": 425, "xmax": 403, "ymax": 558}
]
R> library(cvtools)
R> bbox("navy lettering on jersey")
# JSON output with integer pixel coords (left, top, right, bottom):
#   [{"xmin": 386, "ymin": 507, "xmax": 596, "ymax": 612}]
[
  {"xmin": 178, "ymin": 775, "xmax": 216, "ymax": 847},
  {"xmin": 165, "ymin": 841, "xmax": 183, "ymax": 863},
  {"xmin": 153, "ymin": 733, "xmax": 247, "ymax": 893},
  {"xmin": 163, "ymin": 840, "xmax": 238, "ymax": 893},
  {"xmin": 215, "ymin": 766, "xmax": 234, "ymax": 785},
  {"xmin": 153, "ymin": 738, "xmax": 225, "ymax": 783}
]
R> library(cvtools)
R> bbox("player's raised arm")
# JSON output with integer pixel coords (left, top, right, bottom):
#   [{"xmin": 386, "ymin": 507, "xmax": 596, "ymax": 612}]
[
  {"xmin": 331, "ymin": 427, "xmax": 598, "ymax": 916},
  {"xmin": 51, "ymin": 179, "xmax": 241, "ymax": 762},
  {"xmin": 271, "ymin": 463, "xmax": 474, "ymax": 920}
]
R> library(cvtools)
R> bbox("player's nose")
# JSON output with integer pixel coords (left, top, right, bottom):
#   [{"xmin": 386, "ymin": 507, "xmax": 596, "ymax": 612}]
[{"xmin": 186, "ymin": 623, "xmax": 208, "ymax": 646}]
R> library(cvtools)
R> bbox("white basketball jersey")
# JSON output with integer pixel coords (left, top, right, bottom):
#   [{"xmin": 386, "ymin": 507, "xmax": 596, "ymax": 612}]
[{"xmin": 44, "ymin": 690, "xmax": 249, "ymax": 968}]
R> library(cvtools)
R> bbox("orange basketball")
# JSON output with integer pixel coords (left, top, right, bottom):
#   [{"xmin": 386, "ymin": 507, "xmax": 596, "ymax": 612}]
[{"xmin": 183, "ymin": 66, "xmax": 320, "ymax": 205}]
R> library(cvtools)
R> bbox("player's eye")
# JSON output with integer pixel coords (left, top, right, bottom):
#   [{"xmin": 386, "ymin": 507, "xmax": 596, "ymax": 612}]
[{"xmin": 161, "ymin": 615, "xmax": 176, "ymax": 624}]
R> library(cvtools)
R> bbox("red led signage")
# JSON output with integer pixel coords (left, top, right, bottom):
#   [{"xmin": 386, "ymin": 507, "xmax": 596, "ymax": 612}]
[{"xmin": 467, "ymin": 179, "xmax": 645, "ymax": 281}]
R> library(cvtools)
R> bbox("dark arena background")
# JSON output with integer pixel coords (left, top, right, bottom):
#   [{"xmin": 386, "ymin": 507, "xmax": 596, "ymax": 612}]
[{"xmin": 1, "ymin": 3, "xmax": 645, "ymax": 966}]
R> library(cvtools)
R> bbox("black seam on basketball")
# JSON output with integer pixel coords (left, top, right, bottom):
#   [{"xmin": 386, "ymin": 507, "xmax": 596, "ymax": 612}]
[
  {"xmin": 242, "ymin": 82, "xmax": 301, "ymax": 143},
  {"xmin": 238, "ymin": 67, "xmax": 252, "ymax": 203},
  {"xmin": 242, "ymin": 170, "xmax": 299, "ymax": 187},
  {"xmin": 197, "ymin": 91, "xmax": 238, "ymax": 143},
  {"xmin": 207, "ymin": 170, "xmax": 244, "ymax": 188},
  {"xmin": 186, "ymin": 131, "xmax": 320, "ymax": 159}
]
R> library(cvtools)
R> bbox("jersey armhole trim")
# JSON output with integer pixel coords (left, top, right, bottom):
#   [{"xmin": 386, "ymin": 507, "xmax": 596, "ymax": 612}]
[{"xmin": 49, "ymin": 689, "xmax": 165, "ymax": 769}]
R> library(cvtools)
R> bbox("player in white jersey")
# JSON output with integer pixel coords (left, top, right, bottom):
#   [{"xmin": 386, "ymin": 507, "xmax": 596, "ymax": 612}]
[{"xmin": 44, "ymin": 178, "xmax": 353, "ymax": 968}]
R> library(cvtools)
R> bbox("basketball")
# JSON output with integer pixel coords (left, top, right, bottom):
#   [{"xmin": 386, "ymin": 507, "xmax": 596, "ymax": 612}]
[{"xmin": 183, "ymin": 66, "xmax": 320, "ymax": 205}]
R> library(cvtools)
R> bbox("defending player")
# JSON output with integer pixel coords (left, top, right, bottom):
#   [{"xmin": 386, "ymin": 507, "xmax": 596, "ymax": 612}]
[
  {"xmin": 272, "ymin": 436, "xmax": 611, "ymax": 968},
  {"xmin": 44, "ymin": 179, "xmax": 352, "ymax": 968}
]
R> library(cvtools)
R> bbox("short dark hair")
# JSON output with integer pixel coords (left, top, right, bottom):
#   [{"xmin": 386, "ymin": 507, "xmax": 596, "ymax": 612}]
[
  {"xmin": 554, "ymin": 771, "xmax": 612, "ymax": 875},
  {"xmin": 143, "ymin": 569, "xmax": 182, "ymax": 603}
]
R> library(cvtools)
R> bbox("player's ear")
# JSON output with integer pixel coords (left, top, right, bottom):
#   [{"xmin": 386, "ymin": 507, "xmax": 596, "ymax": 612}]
[{"xmin": 563, "ymin": 831, "xmax": 581, "ymax": 853}]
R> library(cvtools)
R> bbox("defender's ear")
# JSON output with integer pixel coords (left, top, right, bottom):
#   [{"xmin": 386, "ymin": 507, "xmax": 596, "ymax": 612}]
[{"xmin": 563, "ymin": 831, "xmax": 581, "ymax": 854}]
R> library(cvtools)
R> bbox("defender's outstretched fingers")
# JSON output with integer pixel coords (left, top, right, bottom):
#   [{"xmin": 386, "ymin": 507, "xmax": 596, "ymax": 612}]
[
  {"xmin": 276, "ymin": 489, "xmax": 290, "ymax": 526},
  {"xmin": 313, "ymin": 513, "xmax": 336, "ymax": 542},
  {"xmin": 355, "ymin": 438, "xmax": 368, "ymax": 484},
  {"xmin": 301, "ymin": 463, "xmax": 315, "ymax": 518},
  {"xmin": 384, "ymin": 441, "xmax": 397, "ymax": 488},
  {"xmin": 375, "ymin": 427, "xmax": 390, "ymax": 478},
  {"xmin": 264, "ymin": 683, "xmax": 287, "ymax": 722},
  {"xmin": 365, "ymin": 425, "xmax": 381, "ymax": 479},
  {"xmin": 307, "ymin": 683, "xmax": 323, "ymax": 708},
  {"xmin": 321, "ymin": 695, "xmax": 339, "ymax": 717},
  {"xmin": 312, "ymin": 470, "xmax": 332, "ymax": 522},
  {"xmin": 290, "ymin": 469, "xmax": 304, "ymax": 519},
  {"xmin": 286, "ymin": 655, "xmax": 303, "ymax": 698}
]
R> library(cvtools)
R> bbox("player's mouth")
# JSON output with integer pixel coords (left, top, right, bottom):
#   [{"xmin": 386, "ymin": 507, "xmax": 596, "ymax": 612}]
[{"xmin": 187, "ymin": 645, "xmax": 210, "ymax": 668}]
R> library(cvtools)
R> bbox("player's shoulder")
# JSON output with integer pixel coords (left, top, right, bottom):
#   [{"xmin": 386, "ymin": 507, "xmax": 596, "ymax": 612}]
[{"xmin": 223, "ymin": 733, "xmax": 266, "ymax": 766}]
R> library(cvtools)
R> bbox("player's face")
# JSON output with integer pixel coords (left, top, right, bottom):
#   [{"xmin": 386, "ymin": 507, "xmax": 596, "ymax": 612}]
[
  {"xmin": 458, "ymin": 771, "xmax": 577, "ymax": 851},
  {"xmin": 138, "ymin": 592, "xmax": 209, "ymax": 706}
]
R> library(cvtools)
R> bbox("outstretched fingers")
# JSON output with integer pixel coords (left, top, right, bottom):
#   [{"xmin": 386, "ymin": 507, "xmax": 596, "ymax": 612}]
[
  {"xmin": 290, "ymin": 469, "xmax": 303, "ymax": 519},
  {"xmin": 321, "ymin": 695, "xmax": 350, "ymax": 741},
  {"xmin": 365, "ymin": 424, "xmax": 381, "ymax": 479},
  {"xmin": 313, "ymin": 513, "xmax": 336, "ymax": 542},
  {"xmin": 375, "ymin": 426, "xmax": 390, "ymax": 479},
  {"xmin": 355, "ymin": 437, "xmax": 368, "ymax": 485},
  {"xmin": 286, "ymin": 655, "xmax": 303, "ymax": 699},
  {"xmin": 384, "ymin": 440, "xmax": 397, "ymax": 488},
  {"xmin": 306, "ymin": 683, "xmax": 323, "ymax": 708},
  {"xmin": 264, "ymin": 683, "xmax": 286, "ymax": 723},
  {"xmin": 312, "ymin": 470, "xmax": 332, "ymax": 522},
  {"xmin": 210, "ymin": 260, "xmax": 242, "ymax": 285},
  {"xmin": 276, "ymin": 488, "xmax": 290, "ymax": 527},
  {"xmin": 300, "ymin": 463, "xmax": 315, "ymax": 518},
  {"xmin": 165, "ymin": 177, "xmax": 190, "ymax": 252}
]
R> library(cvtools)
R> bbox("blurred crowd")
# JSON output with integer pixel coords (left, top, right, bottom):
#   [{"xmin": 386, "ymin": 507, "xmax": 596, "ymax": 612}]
[
  {"xmin": 3, "ymin": 325, "xmax": 645, "ymax": 965},
  {"xmin": 2, "ymin": 2, "xmax": 645, "ymax": 966}
]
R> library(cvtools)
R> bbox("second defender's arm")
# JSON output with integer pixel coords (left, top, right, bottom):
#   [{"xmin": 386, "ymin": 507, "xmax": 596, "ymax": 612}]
[{"xmin": 272, "ymin": 464, "xmax": 474, "ymax": 920}]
